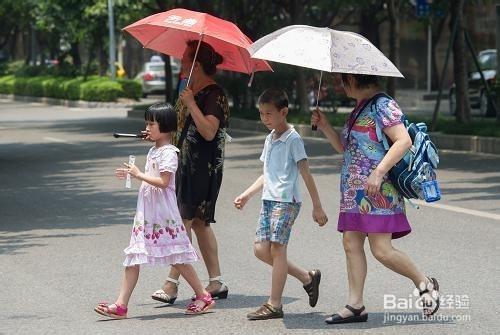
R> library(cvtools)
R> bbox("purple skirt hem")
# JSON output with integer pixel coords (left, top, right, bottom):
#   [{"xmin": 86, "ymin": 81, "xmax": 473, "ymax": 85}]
[{"xmin": 337, "ymin": 212, "xmax": 411, "ymax": 239}]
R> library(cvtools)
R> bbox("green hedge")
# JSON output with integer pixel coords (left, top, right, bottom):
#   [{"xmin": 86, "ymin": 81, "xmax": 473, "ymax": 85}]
[
  {"xmin": 118, "ymin": 79, "xmax": 142, "ymax": 100},
  {"xmin": 0, "ymin": 75, "xmax": 15, "ymax": 94},
  {"xmin": 0, "ymin": 75, "xmax": 141, "ymax": 102},
  {"xmin": 230, "ymin": 107, "xmax": 500, "ymax": 138}
]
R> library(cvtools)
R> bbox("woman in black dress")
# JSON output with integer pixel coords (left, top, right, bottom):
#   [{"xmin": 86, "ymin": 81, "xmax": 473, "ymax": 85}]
[{"xmin": 151, "ymin": 40, "xmax": 230, "ymax": 303}]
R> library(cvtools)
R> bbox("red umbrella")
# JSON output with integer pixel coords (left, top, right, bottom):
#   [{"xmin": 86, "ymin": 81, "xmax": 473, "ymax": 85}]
[{"xmin": 123, "ymin": 8, "xmax": 272, "ymax": 81}]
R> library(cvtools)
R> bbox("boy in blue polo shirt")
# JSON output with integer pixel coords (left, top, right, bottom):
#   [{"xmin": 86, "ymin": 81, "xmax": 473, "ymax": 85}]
[{"xmin": 234, "ymin": 88, "xmax": 328, "ymax": 320}]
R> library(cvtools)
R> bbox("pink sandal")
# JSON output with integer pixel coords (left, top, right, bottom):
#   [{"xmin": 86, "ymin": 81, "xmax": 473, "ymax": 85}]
[
  {"xmin": 185, "ymin": 293, "xmax": 215, "ymax": 315},
  {"xmin": 94, "ymin": 302, "xmax": 128, "ymax": 319}
]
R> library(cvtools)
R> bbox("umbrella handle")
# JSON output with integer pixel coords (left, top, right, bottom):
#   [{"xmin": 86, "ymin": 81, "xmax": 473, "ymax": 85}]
[
  {"xmin": 312, "ymin": 71, "xmax": 323, "ymax": 131},
  {"xmin": 186, "ymin": 33, "xmax": 204, "ymax": 88}
]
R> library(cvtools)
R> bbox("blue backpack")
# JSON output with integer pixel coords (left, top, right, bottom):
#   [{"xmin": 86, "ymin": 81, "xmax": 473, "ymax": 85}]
[{"xmin": 372, "ymin": 94, "xmax": 441, "ymax": 202}]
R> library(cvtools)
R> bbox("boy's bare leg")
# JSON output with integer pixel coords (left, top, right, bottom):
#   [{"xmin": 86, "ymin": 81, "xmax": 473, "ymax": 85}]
[
  {"xmin": 254, "ymin": 242, "xmax": 311, "ymax": 284},
  {"xmin": 268, "ymin": 242, "xmax": 288, "ymax": 307}
]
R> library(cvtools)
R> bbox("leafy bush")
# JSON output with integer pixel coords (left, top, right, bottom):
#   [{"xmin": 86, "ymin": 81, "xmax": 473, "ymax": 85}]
[
  {"xmin": 0, "ymin": 63, "xmax": 7, "ymax": 76},
  {"xmin": 0, "ymin": 75, "xmax": 15, "ymax": 94},
  {"xmin": 80, "ymin": 78, "xmax": 122, "ymax": 102},
  {"xmin": 13, "ymin": 77, "xmax": 30, "ymax": 96},
  {"xmin": 62, "ymin": 77, "xmax": 86, "ymax": 100},
  {"xmin": 5, "ymin": 61, "xmax": 25, "ymax": 75},
  {"xmin": 118, "ymin": 79, "xmax": 142, "ymax": 100},
  {"xmin": 0, "ymin": 73, "xmax": 141, "ymax": 102},
  {"xmin": 24, "ymin": 76, "xmax": 52, "ymax": 97},
  {"xmin": 42, "ymin": 77, "xmax": 63, "ymax": 98}
]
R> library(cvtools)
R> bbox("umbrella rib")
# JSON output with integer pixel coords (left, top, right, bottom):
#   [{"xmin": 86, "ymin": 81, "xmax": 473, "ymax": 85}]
[
  {"xmin": 143, "ymin": 27, "xmax": 170, "ymax": 49},
  {"xmin": 234, "ymin": 44, "xmax": 252, "ymax": 74}
]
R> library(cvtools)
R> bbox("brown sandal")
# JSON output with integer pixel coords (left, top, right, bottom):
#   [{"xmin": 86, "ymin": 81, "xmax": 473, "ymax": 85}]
[
  {"xmin": 303, "ymin": 269, "xmax": 321, "ymax": 307},
  {"xmin": 247, "ymin": 303, "xmax": 284, "ymax": 320}
]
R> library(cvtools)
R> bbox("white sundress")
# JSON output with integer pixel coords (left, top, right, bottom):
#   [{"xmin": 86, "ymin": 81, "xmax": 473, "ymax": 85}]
[{"xmin": 123, "ymin": 144, "xmax": 199, "ymax": 266}]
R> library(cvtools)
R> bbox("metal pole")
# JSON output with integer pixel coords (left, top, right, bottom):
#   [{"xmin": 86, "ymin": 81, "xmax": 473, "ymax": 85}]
[
  {"xmin": 427, "ymin": 22, "xmax": 432, "ymax": 93},
  {"xmin": 108, "ymin": 0, "xmax": 116, "ymax": 80}
]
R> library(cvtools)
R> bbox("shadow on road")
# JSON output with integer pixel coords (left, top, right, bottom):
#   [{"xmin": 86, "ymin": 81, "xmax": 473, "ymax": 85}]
[
  {"xmin": 2, "ymin": 115, "xmax": 499, "ymax": 256},
  {"xmin": 0, "ymin": 117, "xmax": 148, "ymax": 254}
]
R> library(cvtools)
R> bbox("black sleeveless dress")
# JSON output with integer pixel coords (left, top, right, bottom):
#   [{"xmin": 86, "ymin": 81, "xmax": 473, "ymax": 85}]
[{"xmin": 175, "ymin": 84, "xmax": 229, "ymax": 225}]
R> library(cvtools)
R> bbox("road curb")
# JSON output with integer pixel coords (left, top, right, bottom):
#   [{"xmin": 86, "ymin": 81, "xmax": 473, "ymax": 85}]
[
  {"xmin": 129, "ymin": 109, "xmax": 500, "ymax": 155},
  {"xmin": 0, "ymin": 93, "xmax": 136, "ymax": 109}
]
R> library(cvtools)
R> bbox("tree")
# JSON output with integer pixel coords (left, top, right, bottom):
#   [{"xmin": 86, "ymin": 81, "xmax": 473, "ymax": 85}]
[
  {"xmin": 429, "ymin": 1, "xmax": 450, "ymax": 91},
  {"xmin": 241, "ymin": 0, "xmax": 357, "ymax": 114},
  {"xmin": 35, "ymin": 0, "xmax": 94, "ymax": 67},
  {"xmin": 386, "ymin": 0, "xmax": 401, "ymax": 97},
  {"xmin": 450, "ymin": 0, "xmax": 471, "ymax": 123},
  {"xmin": 359, "ymin": 0, "xmax": 387, "ymax": 49},
  {"xmin": 0, "ymin": 1, "xmax": 36, "ymax": 61}
]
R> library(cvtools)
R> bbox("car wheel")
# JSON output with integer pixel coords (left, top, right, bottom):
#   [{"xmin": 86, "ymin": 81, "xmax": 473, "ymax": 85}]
[
  {"xmin": 480, "ymin": 90, "xmax": 497, "ymax": 117},
  {"xmin": 449, "ymin": 89, "xmax": 456, "ymax": 115},
  {"xmin": 142, "ymin": 92, "xmax": 148, "ymax": 98},
  {"xmin": 479, "ymin": 90, "xmax": 488, "ymax": 116}
]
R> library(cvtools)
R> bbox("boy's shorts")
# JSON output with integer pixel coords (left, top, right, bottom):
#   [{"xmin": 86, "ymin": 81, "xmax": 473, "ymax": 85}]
[{"xmin": 255, "ymin": 200, "xmax": 301, "ymax": 245}]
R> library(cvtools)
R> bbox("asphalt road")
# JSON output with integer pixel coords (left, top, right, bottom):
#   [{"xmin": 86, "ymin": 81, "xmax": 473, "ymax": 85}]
[{"xmin": 1, "ymin": 100, "xmax": 499, "ymax": 334}]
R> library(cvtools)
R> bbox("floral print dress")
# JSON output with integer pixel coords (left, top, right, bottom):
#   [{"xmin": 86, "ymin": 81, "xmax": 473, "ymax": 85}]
[
  {"xmin": 337, "ymin": 94, "xmax": 411, "ymax": 239},
  {"xmin": 123, "ymin": 145, "xmax": 199, "ymax": 266},
  {"xmin": 175, "ymin": 84, "xmax": 229, "ymax": 225}
]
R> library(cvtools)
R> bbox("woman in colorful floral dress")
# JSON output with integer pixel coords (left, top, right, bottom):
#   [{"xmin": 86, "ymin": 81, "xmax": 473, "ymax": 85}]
[
  {"xmin": 152, "ymin": 40, "xmax": 230, "ymax": 304},
  {"xmin": 311, "ymin": 73, "xmax": 440, "ymax": 324}
]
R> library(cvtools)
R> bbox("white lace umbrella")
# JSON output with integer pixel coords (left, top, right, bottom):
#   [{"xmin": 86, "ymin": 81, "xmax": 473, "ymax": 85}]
[
  {"xmin": 248, "ymin": 25, "xmax": 403, "ymax": 77},
  {"xmin": 248, "ymin": 25, "xmax": 403, "ymax": 129}
]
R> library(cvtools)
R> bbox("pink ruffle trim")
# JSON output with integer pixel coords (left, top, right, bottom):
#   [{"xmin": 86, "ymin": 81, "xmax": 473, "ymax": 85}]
[{"xmin": 122, "ymin": 244, "xmax": 199, "ymax": 266}]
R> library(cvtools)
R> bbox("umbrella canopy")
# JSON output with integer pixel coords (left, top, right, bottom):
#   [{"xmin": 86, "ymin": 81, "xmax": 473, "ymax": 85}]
[
  {"xmin": 123, "ymin": 8, "xmax": 272, "ymax": 75},
  {"xmin": 248, "ymin": 25, "xmax": 403, "ymax": 78}
]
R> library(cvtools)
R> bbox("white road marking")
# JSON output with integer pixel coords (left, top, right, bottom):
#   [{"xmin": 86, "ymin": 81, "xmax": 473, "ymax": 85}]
[
  {"xmin": 414, "ymin": 200, "xmax": 500, "ymax": 221},
  {"xmin": 43, "ymin": 137, "xmax": 70, "ymax": 144}
]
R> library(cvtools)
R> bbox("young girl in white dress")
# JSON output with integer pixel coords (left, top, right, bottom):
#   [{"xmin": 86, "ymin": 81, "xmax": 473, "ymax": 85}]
[{"xmin": 94, "ymin": 103, "xmax": 214, "ymax": 319}]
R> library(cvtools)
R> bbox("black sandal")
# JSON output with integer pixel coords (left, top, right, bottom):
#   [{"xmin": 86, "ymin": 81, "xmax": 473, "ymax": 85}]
[
  {"xmin": 325, "ymin": 305, "xmax": 368, "ymax": 324},
  {"xmin": 303, "ymin": 269, "xmax": 321, "ymax": 307},
  {"xmin": 247, "ymin": 303, "xmax": 284, "ymax": 320},
  {"xmin": 419, "ymin": 277, "xmax": 440, "ymax": 317}
]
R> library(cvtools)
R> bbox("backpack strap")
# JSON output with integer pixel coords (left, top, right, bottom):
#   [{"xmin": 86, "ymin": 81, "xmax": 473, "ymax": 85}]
[
  {"xmin": 346, "ymin": 92, "xmax": 388, "ymax": 147},
  {"xmin": 371, "ymin": 93, "xmax": 407, "ymax": 152}
]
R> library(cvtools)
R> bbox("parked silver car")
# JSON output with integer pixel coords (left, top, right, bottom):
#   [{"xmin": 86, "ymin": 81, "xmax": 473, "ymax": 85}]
[
  {"xmin": 136, "ymin": 58, "xmax": 181, "ymax": 97},
  {"xmin": 449, "ymin": 49, "xmax": 497, "ymax": 117}
]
